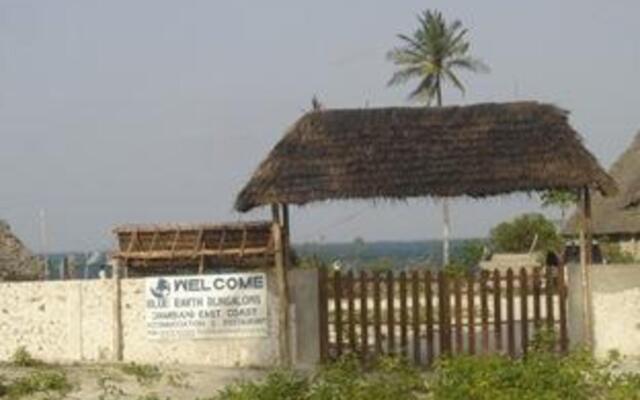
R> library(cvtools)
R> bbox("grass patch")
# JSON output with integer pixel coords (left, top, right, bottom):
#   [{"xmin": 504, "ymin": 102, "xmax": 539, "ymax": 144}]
[
  {"xmin": 119, "ymin": 362, "xmax": 163, "ymax": 386},
  {"xmin": 211, "ymin": 355, "xmax": 427, "ymax": 400},
  {"xmin": 4, "ymin": 370, "xmax": 72, "ymax": 399},
  {"xmin": 10, "ymin": 346, "xmax": 45, "ymax": 368},
  {"xmin": 211, "ymin": 333, "xmax": 640, "ymax": 400}
]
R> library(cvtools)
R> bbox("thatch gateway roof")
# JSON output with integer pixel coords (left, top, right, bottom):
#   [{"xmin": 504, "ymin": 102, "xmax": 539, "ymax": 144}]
[
  {"xmin": 565, "ymin": 131, "xmax": 640, "ymax": 236},
  {"xmin": 235, "ymin": 102, "xmax": 616, "ymax": 212}
]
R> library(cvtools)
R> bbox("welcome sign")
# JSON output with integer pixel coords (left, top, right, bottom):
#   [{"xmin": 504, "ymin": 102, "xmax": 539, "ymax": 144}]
[{"xmin": 145, "ymin": 272, "xmax": 268, "ymax": 340}]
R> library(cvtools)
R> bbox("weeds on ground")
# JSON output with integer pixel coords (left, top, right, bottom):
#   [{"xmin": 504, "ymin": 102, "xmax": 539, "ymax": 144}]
[
  {"xmin": 166, "ymin": 371, "xmax": 191, "ymax": 389},
  {"xmin": 0, "ymin": 374, "xmax": 7, "ymax": 397},
  {"xmin": 211, "ymin": 355, "xmax": 427, "ymax": 400},
  {"xmin": 136, "ymin": 393, "xmax": 171, "ymax": 400},
  {"xmin": 10, "ymin": 346, "xmax": 44, "ymax": 368},
  {"xmin": 119, "ymin": 362, "xmax": 163, "ymax": 386},
  {"xmin": 430, "ymin": 333, "xmax": 640, "ymax": 400},
  {"xmin": 97, "ymin": 374, "xmax": 127, "ymax": 400},
  {"xmin": 3, "ymin": 370, "xmax": 72, "ymax": 399}
]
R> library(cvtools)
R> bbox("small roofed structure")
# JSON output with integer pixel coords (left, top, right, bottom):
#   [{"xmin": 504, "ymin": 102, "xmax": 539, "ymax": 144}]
[
  {"xmin": 235, "ymin": 101, "xmax": 617, "ymax": 357},
  {"xmin": 565, "ymin": 131, "xmax": 640, "ymax": 258},
  {"xmin": 112, "ymin": 221, "xmax": 274, "ymax": 277},
  {"xmin": 236, "ymin": 102, "xmax": 616, "ymax": 212}
]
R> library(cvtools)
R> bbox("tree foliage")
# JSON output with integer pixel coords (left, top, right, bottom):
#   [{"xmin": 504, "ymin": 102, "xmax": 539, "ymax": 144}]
[
  {"xmin": 490, "ymin": 213, "xmax": 562, "ymax": 253},
  {"xmin": 539, "ymin": 189, "xmax": 579, "ymax": 220},
  {"xmin": 387, "ymin": 9, "xmax": 489, "ymax": 105}
]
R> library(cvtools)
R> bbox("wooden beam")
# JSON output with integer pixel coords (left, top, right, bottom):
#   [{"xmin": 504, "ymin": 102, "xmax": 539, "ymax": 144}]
[
  {"xmin": 579, "ymin": 186, "xmax": 593, "ymax": 348},
  {"xmin": 112, "ymin": 259, "xmax": 123, "ymax": 361},
  {"xmin": 272, "ymin": 203, "xmax": 291, "ymax": 366},
  {"xmin": 148, "ymin": 230, "xmax": 159, "ymax": 252},
  {"xmin": 170, "ymin": 228, "xmax": 181, "ymax": 257},
  {"xmin": 113, "ymin": 247, "xmax": 271, "ymax": 260}
]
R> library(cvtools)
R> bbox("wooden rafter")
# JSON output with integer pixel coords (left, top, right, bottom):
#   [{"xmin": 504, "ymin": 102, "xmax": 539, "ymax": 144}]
[{"xmin": 115, "ymin": 247, "xmax": 269, "ymax": 260}]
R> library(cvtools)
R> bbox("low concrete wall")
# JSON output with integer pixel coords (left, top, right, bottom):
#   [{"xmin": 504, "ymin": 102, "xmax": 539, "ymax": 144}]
[
  {"xmin": 590, "ymin": 265, "xmax": 640, "ymax": 358},
  {"xmin": 0, "ymin": 280, "xmax": 114, "ymax": 362},
  {"xmin": 0, "ymin": 268, "xmax": 315, "ymax": 367}
]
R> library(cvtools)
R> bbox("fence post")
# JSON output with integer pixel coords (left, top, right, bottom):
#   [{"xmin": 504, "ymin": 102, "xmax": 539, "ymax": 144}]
[
  {"xmin": 506, "ymin": 269, "xmax": 515, "ymax": 357},
  {"xmin": 411, "ymin": 270, "xmax": 421, "ymax": 365},
  {"xmin": 334, "ymin": 271, "xmax": 343, "ymax": 357},
  {"xmin": 454, "ymin": 277, "xmax": 463, "ymax": 354},
  {"xmin": 318, "ymin": 267, "xmax": 329, "ymax": 363},
  {"xmin": 347, "ymin": 271, "xmax": 356, "ymax": 353},
  {"xmin": 112, "ymin": 259, "xmax": 123, "ymax": 361},
  {"xmin": 520, "ymin": 268, "xmax": 529, "ymax": 355},
  {"xmin": 373, "ymin": 272, "xmax": 382, "ymax": 355},
  {"xmin": 425, "ymin": 271, "xmax": 434, "ymax": 365},
  {"xmin": 386, "ymin": 271, "xmax": 395, "ymax": 354},
  {"xmin": 480, "ymin": 271, "xmax": 489, "ymax": 353},
  {"xmin": 438, "ymin": 272, "xmax": 451, "ymax": 356},
  {"xmin": 558, "ymin": 264, "xmax": 569, "ymax": 353},
  {"xmin": 359, "ymin": 271, "xmax": 368, "ymax": 363},
  {"xmin": 399, "ymin": 271, "xmax": 408, "ymax": 357},
  {"xmin": 493, "ymin": 270, "xmax": 502, "ymax": 353},
  {"xmin": 466, "ymin": 273, "xmax": 476, "ymax": 355},
  {"xmin": 545, "ymin": 267, "xmax": 555, "ymax": 332}
]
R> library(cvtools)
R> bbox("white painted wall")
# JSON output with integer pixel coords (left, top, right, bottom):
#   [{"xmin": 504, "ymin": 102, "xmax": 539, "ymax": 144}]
[
  {"xmin": 0, "ymin": 269, "xmax": 282, "ymax": 366},
  {"xmin": 590, "ymin": 265, "xmax": 640, "ymax": 358}
]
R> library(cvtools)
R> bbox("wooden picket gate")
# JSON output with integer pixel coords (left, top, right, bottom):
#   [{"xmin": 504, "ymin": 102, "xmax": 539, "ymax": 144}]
[{"xmin": 318, "ymin": 266, "xmax": 568, "ymax": 366}]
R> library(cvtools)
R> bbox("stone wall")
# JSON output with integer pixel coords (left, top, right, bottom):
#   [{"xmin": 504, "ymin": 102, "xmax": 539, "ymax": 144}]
[{"xmin": 0, "ymin": 269, "xmax": 302, "ymax": 366}]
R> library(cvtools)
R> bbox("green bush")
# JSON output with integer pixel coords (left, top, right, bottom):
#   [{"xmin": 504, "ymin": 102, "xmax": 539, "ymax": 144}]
[
  {"xmin": 119, "ymin": 362, "xmax": 162, "ymax": 386},
  {"xmin": 453, "ymin": 240, "xmax": 485, "ymax": 269},
  {"xmin": 211, "ymin": 355, "xmax": 427, "ymax": 400},
  {"xmin": 490, "ymin": 213, "xmax": 562, "ymax": 254},
  {"xmin": 213, "ymin": 369, "xmax": 308, "ymax": 400},
  {"xmin": 10, "ymin": 346, "xmax": 44, "ymax": 367},
  {"xmin": 429, "ymin": 346, "xmax": 640, "ymax": 400},
  {"xmin": 5, "ymin": 370, "xmax": 72, "ymax": 399},
  {"xmin": 600, "ymin": 240, "xmax": 636, "ymax": 264}
]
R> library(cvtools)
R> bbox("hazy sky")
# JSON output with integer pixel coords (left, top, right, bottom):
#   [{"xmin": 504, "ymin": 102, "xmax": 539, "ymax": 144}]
[{"xmin": 1, "ymin": 1, "xmax": 638, "ymax": 252}]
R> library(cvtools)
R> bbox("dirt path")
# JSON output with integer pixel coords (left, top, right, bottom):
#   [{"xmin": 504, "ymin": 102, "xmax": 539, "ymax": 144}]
[{"xmin": 0, "ymin": 362, "xmax": 267, "ymax": 399}]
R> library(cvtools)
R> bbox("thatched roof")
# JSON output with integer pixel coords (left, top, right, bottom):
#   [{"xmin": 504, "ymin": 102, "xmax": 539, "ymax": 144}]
[
  {"xmin": 235, "ymin": 102, "xmax": 616, "ymax": 212},
  {"xmin": 565, "ymin": 131, "xmax": 640, "ymax": 236},
  {"xmin": 0, "ymin": 220, "xmax": 41, "ymax": 281},
  {"xmin": 113, "ymin": 221, "xmax": 274, "ymax": 273}
]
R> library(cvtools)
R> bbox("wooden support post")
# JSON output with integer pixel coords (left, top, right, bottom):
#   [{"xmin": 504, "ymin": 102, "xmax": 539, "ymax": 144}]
[
  {"xmin": 272, "ymin": 203, "xmax": 291, "ymax": 366},
  {"xmin": 112, "ymin": 259, "xmax": 123, "ymax": 361},
  {"xmin": 579, "ymin": 186, "xmax": 594, "ymax": 348}
]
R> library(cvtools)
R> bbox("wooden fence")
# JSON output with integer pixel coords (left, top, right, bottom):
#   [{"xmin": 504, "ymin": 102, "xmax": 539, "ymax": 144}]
[{"xmin": 318, "ymin": 266, "xmax": 568, "ymax": 366}]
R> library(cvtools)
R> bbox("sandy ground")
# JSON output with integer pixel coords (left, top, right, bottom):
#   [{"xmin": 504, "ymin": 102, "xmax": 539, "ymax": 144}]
[{"xmin": 0, "ymin": 362, "xmax": 268, "ymax": 400}]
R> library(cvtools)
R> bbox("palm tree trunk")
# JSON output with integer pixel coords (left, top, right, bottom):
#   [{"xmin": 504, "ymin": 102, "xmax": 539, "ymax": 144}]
[{"xmin": 435, "ymin": 78, "xmax": 451, "ymax": 266}]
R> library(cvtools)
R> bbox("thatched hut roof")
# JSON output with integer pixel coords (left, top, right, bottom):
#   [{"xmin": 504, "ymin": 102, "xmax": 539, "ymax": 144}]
[
  {"xmin": 235, "ymin": 102, "xmax": 616, "ymax": 212},
  {"xmin": 0, "ymin": 220, "xmax": 40, "ymax": 281},
  {"xmin": 565, "ymin": 131, "xmax": 640, "ymax": 236}
]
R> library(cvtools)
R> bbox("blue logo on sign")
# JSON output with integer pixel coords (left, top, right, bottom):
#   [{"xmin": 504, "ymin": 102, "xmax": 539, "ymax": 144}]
[{"xmin": 150, "ymin": 278, "xmax": 171, "ymax": 299}]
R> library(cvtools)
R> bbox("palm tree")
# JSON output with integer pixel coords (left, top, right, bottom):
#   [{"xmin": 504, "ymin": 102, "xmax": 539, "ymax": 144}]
[{"xmin": 387, "ymin": 10, "xmax": 489, "ymax": 266}]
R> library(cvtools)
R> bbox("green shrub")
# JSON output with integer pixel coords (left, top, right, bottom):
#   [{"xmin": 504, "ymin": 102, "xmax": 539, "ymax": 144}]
[
  {"xmin": 490, "ymin": 213, "xmax": 562, "ymax": 254},
  {"xmin": 429, "ymin": 344, "xmax": 640, "ymax": 400},
  {"xmin": 214, "ymin": 369, "xmax": 308, "ymax": 400},
  {"xmin": 119, "ymin": 362, "xmax": 162, "ymax": 386},
  {"xmin": 10, "ymin": 346, "xmax": 44, "ymax": 367},
  {"xmin": 0, "ymin": 375, "xmax": 7, "ymax": 397},
  {"xmin": 452, "ymin": 240, "xmax": 485, "ymax": 269},
  {"xmin": 212, "ymin": 355, "xmax": 427, "ymax": 400},
  {"xmin": 600, "ymin": 240, "xmax": 636, "ymax": 264},
  {"xmin": 5, "ymin": 370, "xmax": 72, "ymax": 399}
]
